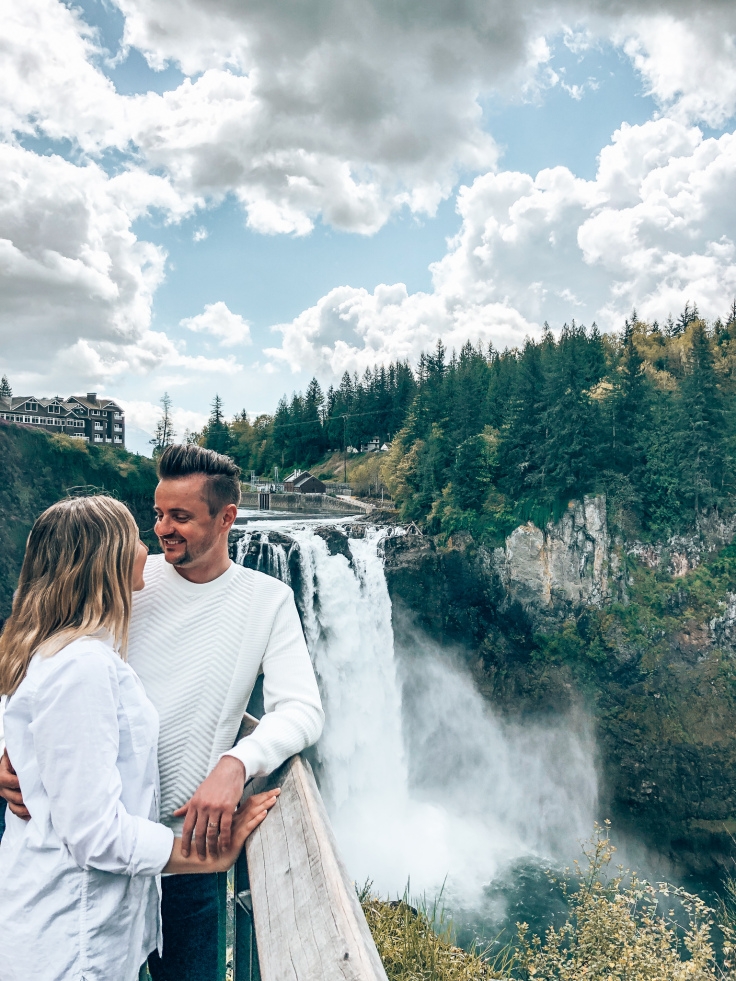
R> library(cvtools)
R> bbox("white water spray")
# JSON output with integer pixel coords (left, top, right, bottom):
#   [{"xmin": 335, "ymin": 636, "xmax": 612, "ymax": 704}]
[{"xmin": 235, "ymin": 521, "xmax": 597, "ymax": 902}]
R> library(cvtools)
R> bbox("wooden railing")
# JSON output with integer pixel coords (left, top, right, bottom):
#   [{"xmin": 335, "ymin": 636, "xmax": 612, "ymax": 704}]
[{"xmin": 230, "ymin": 714, "xmax": 388, "ymax": 981}]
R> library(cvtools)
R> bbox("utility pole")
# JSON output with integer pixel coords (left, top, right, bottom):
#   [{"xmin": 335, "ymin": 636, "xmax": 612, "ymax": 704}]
[{"xmin": 343, "ymin": 415, "xmax": 348, "ymax": 484}]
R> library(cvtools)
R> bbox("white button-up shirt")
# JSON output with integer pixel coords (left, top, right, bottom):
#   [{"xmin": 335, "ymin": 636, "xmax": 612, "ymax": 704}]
[{"xmin": 0, "ymin": 635, "xmax": 174, "ymax": 981}]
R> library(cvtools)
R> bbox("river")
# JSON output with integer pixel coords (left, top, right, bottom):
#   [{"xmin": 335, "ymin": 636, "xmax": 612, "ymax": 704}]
[{"xmin": 232, "ymin": 513, "xmax": 598, "ymax": 940}]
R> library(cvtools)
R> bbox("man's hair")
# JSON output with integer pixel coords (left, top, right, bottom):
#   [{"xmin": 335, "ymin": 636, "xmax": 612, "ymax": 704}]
[{"xmin": 157, "ymin": 444, "xmax": 242, "ymax": 515}]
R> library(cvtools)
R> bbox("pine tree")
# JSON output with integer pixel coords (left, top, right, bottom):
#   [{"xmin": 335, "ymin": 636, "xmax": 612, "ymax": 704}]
[
  {"xmin": 150, "ymin": 392, "xmax": 176, "ymax": 456},
  {"xmin": 542, "ymin": 325, "xmax": 603, "ymax": 501},
  {"xmin": 609, "ymin": 327, "xmax": 648, "ymax": 476},
  {"xmin": 499, "ymin": 340, "xmax": 547, "ymax": 497},
  {"xmin": 0, "ymin": 375, "xmax": 11, "ymax": 399},
  {"xmin": 678, "ymin": 322, "xmax": 730, "ymax": 514},
  {"xmin": 301, "ymin": 378, "xmax": 325, "ymax": 462},
  {"xmin": 202, "ymin": 394, "xmax": 232, "ymax": 455}
]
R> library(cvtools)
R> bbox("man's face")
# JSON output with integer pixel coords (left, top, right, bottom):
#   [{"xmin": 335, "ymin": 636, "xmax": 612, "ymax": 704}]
[{"xmin": 154, "ymin": 475, "xmax": 221, "ymax": 567}]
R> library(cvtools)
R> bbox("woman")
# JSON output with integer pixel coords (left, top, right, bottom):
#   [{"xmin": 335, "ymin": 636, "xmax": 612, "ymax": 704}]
[{"xmin": 0, "ymin": 496, "xmax": 278, "ymax": 981}]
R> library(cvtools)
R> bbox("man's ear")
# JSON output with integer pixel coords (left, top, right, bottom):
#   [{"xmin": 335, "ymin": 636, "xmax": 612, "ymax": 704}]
[{"xmin": 221, "ymin": 503, "xmax": 238, "ymax": 532}]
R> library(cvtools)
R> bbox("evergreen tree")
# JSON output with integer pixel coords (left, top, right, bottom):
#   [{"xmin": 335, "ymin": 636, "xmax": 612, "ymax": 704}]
[
  {"xmin": 0, "ymin": 375, "xmax": 11, "ymax": 399},
  {"xmin": 609, "ymin": 327, "xmax": 648, "ymax": 476},
  {"xmin": 150, "ymin": 392, "xmax": 176, "ymax": 457},
  {"xmin": 499, "ymin": 340, "xmax": 547, "ymax": 497},
  {"xmin": 201, "ymin": 394, "xmax": 232, "ymax": 455},
  {"xmin": 452, "ymin": 432, "xmax": 494, "ymax": 510},
  {"xmin": 301, "ymin": 378, "xmax": 325, "ymax": 462},
  {"xmin": 678, "ymin": 322, "xmax": 730, "ymax": 513},
  {"xmin": 542, "ymin": 324, "xmax": 603, "ymax": 501}
]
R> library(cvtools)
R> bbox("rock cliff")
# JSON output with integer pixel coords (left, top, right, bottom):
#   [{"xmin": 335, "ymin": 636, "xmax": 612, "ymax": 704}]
[{"xmin": 492, "ymin": 496, "xmax": 623, "ymax": 618}]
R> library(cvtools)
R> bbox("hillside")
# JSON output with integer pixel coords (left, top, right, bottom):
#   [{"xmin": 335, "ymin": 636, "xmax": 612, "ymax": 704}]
[{"xmin": 0, "ymin": 423, "xmax": 158, "ymax": 619}]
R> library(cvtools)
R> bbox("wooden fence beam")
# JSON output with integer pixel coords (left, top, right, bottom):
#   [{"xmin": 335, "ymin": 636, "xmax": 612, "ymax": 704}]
[{"xmin": 241, "ymin": 752, "xmax": 387, "ymax": 981}]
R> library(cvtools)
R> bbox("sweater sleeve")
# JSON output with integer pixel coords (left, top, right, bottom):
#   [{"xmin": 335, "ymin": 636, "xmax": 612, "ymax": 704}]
[
  {"xmin": 223, "ymin": 588, "xmax": 324, "ymax": 779},
  {"xmin": 30, "ymin": 649, "xmax": 174, "ymax": 876}
]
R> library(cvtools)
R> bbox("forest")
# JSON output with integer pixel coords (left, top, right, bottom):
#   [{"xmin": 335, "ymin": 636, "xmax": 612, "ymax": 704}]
[{"xmin": 188, "ymin": 301, "xmax": 736, "ymax": 541}]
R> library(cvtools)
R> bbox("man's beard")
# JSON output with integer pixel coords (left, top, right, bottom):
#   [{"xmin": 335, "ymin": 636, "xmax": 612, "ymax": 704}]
[{"xmin": 164, "ymin": 527, "xmax": 218, "ymax": 566}]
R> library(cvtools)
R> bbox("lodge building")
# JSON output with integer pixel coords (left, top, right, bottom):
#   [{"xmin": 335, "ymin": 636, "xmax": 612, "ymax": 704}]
[{"xmin": 0, "ymin": 392, "xmax": 125, "ymax": 447}]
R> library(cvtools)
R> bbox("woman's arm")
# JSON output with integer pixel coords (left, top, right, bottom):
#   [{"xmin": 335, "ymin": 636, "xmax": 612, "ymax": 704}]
[
  {"xmin": 163, "ymin": 790, "xmax": 279, "ymax": 874},
  {"xmin": 31, "ymin": 649, "xmax": 174, "ymax": 875}
]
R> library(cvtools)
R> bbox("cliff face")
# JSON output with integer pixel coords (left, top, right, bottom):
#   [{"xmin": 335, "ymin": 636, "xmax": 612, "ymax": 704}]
[
  {"xmin": 382, "ymin": 500, "xmax": 736, "ymax": 875},
  {"xmin": 493, "ymin": 497, "xmax": 622, "ymax": 616}
]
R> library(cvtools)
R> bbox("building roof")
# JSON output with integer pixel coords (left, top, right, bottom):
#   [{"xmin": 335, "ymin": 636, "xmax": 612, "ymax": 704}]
[
  {"xmin": 293, "ymin": 472, "xmax": 323, "ymax": 489},
  {"xmin": 0, "ymin": 394, "xmax": 124, "ymax": 418},
  {"xmin": 4, "ymin": 395, "xmax": 78, "ymax": 416},
  {"xmin": 66, "ymin": 393, "xmax": 123, "ymax": 411}
]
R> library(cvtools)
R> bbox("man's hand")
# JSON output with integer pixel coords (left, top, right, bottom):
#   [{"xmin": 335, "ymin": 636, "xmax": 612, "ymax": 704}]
[
  {"xmin": 173, "ymin": 755, "xmax": 246, "ymax": 859},
  {"xmin": 0, "ymin": 750, "xmax": 30, "ymax": 820}
]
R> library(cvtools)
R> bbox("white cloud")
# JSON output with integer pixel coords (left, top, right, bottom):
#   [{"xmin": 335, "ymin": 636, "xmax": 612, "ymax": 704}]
[
  {"xmin": 180, "ymin": 301, "xmax": 252, "ymax": 346},
  {"xmin": 267, "ymin": 118, "xmax": 736, "ymax": 377},
  {"xmin": 618, "ymin": 13, "xmax": 736, "ymax": 127},
  {"xmin": 0, "ymin": 144, "xmax": 241, "ymax": 393},
  {"xmin": 0, "ymin": 144, "xmax": 165, "ymax": 361},
  {"xmin": 0, "ymin": 0, "xmax": 127, "ymax": 150},
  {"xmin": 120, "ymin": 398, "xmax": 208, "ymax": 436}
]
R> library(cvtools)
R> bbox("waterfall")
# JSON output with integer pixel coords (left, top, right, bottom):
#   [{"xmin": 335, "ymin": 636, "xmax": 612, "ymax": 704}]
[{"xmin": 235, "ymin": 521, "xmax": 598, "ymax": 903}]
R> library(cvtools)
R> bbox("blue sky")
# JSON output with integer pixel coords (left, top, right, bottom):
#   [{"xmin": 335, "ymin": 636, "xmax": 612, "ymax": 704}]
[{"xmin": 2, "ymin": 0, "xmax": 736, "ymax": 452}]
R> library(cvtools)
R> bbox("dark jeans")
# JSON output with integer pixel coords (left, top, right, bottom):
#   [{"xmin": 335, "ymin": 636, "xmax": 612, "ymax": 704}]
[
  {"xmin": 148, "ymin": 873, "xmax": 222, "ymax": 981},
  {"xmin": 0, "ymin": 797, "xmax": 6, "ymax": 841}
]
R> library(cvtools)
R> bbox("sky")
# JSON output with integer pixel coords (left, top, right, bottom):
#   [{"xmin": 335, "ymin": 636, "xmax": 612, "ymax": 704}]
[{"xmin": 2, "ymin": 0, "xmax": 736, "ymax": 453}]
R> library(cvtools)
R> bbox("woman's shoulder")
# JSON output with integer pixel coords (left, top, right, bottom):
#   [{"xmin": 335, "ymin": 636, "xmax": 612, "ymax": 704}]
[{"xmin": 25, "ymin": 634, "xmax": 118, "ymax": 689}]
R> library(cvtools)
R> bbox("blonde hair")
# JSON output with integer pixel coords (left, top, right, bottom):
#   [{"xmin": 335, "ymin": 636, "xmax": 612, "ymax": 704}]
[{"xmin": 0, "ymin": 496, "xmax": 139, "ymax": 696}]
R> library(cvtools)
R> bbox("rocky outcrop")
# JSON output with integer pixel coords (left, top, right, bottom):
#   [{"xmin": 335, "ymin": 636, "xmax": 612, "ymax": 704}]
[
  {"xmin": 492, "ymin": 496, "xmax": 624, "ymax": 620},
  {"xmin": 627, "ymin": 512, "xmax": 736, "ymax": 577}
]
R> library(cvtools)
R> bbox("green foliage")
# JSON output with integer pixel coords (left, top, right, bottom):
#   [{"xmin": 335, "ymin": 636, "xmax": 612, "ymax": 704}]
[
  {"xmin": 379, "ymin": 309, "xmax": 736, "ymax": 539},
  {"xmin": 178, "ymin": 304, "xmax": 736, "ymax": 525},
  {"xmin": 201, "ymin": 394, "xmax": 233, "ymax": 455},
  {"xmin": 0, "ymin": 425, "xmax": 158, "ymax": 618}
]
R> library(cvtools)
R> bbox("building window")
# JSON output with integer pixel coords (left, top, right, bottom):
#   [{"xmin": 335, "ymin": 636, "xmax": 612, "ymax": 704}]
[{"xmin": 114, "ymin": 424, "xmax": 122, "ymax": 432}]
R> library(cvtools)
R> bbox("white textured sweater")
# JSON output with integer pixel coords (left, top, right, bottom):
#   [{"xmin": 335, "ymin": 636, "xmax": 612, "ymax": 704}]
[{"xmin": 127, "ymin": 554, "xmax": 324, "ymax": 832}]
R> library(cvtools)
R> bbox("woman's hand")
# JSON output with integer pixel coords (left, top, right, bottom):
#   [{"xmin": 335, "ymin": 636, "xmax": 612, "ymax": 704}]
[
  {"xmin": 163, "ymin": 789, "xmax": 280, "ymax": 875},
  {"xmin": 213, "ymin": 790, "xmax": 280, "ymax": 872}
]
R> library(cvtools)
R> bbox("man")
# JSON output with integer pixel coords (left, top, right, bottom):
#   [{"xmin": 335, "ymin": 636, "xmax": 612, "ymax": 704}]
[{"xmin": 0, "ymin": 444, "xmax": 324, "ymax": 981}]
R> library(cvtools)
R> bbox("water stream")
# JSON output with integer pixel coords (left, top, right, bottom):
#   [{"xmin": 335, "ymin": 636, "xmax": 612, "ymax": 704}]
[{"xmin": 234, "ymin": 518, "xmax": 598, "ymax": 918}]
